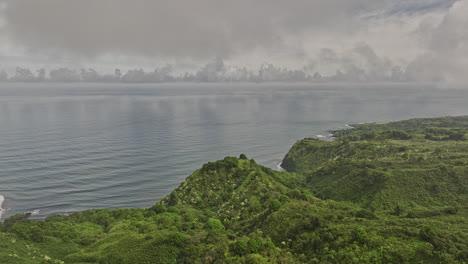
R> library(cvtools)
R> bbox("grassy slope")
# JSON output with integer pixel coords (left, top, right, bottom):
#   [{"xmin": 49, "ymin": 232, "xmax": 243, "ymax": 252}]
[
  {"xmin": 281, "ymin": 116, "xmax": 468, "ymax": 210},
  {"xmin": 1, "ymin": 116, "xmax": 467, "ymax": 263}
]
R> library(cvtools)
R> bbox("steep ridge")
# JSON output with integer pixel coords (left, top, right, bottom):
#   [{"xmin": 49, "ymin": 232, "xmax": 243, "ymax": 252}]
[{"xmin": 158, "ymin": 156, "xmax": 305, "ymax": 229}]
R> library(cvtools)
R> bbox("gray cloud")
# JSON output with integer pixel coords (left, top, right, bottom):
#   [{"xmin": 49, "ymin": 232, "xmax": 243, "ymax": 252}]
[
  {"xmin": 6, "ymin": 0, "xmax": 443, "ymax": 59},
  {"xmin": 1, "ymin": 0, "xmax": 467, "ymax": 84},
  {"xmin": 406, "ymin": 0, "xmax": 468, "ymax": 83},
  {"xmin": 4, "ymin": 0, "xmax": 370, "ymax": 58}
]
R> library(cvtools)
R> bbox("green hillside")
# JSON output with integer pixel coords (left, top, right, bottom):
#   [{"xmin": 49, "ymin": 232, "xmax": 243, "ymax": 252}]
[
  {"xmin": 1, "ymin": 116, "xmax": 468, "ymax": 263},
  {"xmin": 281, "ymin": 116, "xmax": 468, "ymax": 210}
]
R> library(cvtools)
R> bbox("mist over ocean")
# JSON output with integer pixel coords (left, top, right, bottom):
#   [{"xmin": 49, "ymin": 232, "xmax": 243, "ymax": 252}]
[{"xmin": 1, "ymin": 83, "xmax": 467, "ymax": 219}]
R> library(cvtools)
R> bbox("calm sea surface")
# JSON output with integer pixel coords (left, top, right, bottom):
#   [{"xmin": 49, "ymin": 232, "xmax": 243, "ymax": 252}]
[{"xmin": 1, "ymin": 83, "xmax": 467, "ymax": 219}]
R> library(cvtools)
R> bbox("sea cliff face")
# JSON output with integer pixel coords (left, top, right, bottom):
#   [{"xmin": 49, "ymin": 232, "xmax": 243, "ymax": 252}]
[{"xmin": 1, "ymin": 116, "xmax": 468, "ymax": 263}]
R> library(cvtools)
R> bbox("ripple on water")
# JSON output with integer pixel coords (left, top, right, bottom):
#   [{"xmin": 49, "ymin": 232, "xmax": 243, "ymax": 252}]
[{"xmin": 1, "ymin": 83, "xmax": 468, "ymax": 219}]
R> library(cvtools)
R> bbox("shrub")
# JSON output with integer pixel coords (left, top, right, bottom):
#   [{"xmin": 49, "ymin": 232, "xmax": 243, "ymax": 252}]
[
  {"xmin": 279, "ymin": 195, "xmax": 290, "ymax": 204},
  {"xmin": 355, "ymin": 209, "xmax": 378, "ymax": 220},
  {"xmin": 353, "ymin": 227, "xmax": 368, "ymax": 244},
  {"xmin": 448, "ymin": 132, "xmax": 465, "ymax": 141},
  {"xmin": 392, "ymin": 204, "xmax": 404, "ymax": 216},
  {"xmin": 150, "ymin": 203, "xmax": 168, "ymax": 214},
  {"xmin": 233, "ymin": 241, "xmax": 249, "ymax": 256},
  {"xmin": 269, "ymin": 200, "xmax": 282, "ymax": 211},
  {"xmin": 419, "ymin": 226, "xmax": 437, "ymax": 244},
  {"xmin": 247, "ymin": 238, "xmax": 262, "ymax": 253},
  {"xmin": 205, "ymin": 218, "xmax": 225, "ymax": 232}
]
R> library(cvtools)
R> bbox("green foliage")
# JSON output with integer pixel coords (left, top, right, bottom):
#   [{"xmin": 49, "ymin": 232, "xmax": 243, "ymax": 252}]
[
  {"xmin": 205, "ymin": 218, "xmax": 225, "ymax": 232},
  {"xmin": 232, "ymin": 240, "xmax": 249, "ymax": 256},
  {"xmin": 1, "ymin": 116, "xmax": 467, "ymax": 263},
  {"xmin": 355, "ymin": 209, "xmax": 378, "ymax": 219},
  {"xmin": 282, "ymin": 116, "xmax": 468, "ymax": 211},
  {"xmin": 269, "ymin": 199, "xmax": 282, "ymax": 211}
]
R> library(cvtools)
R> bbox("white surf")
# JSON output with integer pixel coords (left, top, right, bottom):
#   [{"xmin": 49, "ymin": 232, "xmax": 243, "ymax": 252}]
[
  {"xmin": 0, "ymin": 195, "xmax": 5, "ymax": 219},
  {"xmin": 28, "ymin": 209, "xmax": 40, "ymax": 216}
]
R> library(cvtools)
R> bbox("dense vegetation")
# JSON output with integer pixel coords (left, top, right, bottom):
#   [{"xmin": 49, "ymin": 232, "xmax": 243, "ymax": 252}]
[{"xmin": 1, "ymin": 116, "xmax": 468, "ymax": 263}]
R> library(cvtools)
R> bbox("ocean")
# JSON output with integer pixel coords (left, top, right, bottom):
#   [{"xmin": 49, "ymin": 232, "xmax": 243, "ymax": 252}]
[{"xmin": 1, "ymin": 82, "xmax": 467, "ymax": 219}]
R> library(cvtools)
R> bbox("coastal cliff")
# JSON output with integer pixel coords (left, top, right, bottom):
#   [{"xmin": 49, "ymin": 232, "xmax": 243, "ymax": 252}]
[{"xmin": 1, "ymin": 116, "xmax": 468, "ymax": 263}]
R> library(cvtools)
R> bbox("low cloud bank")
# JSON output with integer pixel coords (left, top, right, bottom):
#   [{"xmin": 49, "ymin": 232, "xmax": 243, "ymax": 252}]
[
  {"xmin": 1, "ymin": 0, "xmax": 467, "ymax": 84},
  {"xmin": 0, "ymin": 53, "xmax": 443, "ymax": 83}
]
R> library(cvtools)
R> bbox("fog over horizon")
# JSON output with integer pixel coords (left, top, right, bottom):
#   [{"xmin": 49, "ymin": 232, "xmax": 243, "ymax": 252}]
[{"xmin": 0, "ymin": 0, "xmax": 467, "ymax": 84}]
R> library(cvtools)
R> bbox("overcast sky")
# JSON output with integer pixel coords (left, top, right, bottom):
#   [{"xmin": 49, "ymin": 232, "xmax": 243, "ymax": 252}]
[{"xmin": 0, "ymin": 0, "xmax": 467, "ymax": 82}]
